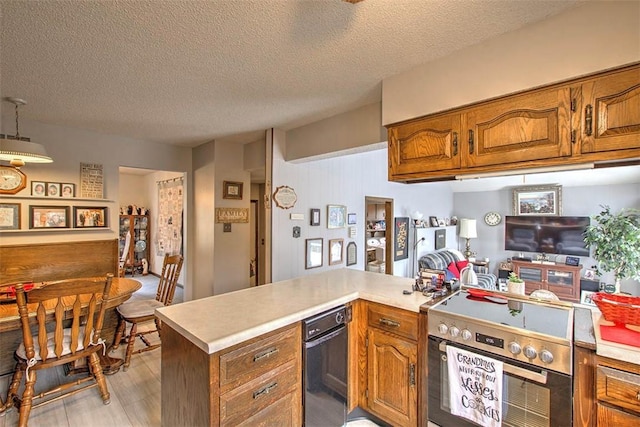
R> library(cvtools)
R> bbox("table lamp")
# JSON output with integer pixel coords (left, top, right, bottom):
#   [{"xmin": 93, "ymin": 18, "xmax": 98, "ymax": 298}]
[{"xmin": 459, "ymin": 218, "xmax": 477, "ymax": 259}]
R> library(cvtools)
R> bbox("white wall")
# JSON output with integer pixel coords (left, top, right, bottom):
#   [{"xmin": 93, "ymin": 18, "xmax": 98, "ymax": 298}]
[
  {"xmin": 271, "ymin": 139, "xmax": 454, "ymax": 282},
  {"xmin": 383, "ymin": 1, "xmax": 640, "ymax": 125}
]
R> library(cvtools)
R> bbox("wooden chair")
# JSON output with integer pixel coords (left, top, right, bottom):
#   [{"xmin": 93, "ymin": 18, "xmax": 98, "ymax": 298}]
[
  {"xmin": 3, "ymin": 275, "xmax": 114, "ymax": 427},
  {"xmin": 112, "ymin": 254, "xmax": 183, "ymax": 370}
]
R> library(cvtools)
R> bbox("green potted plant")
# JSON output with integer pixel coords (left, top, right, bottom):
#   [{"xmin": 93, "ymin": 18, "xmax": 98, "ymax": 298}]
[
  {"xmin": 583, "ymin": 205, "xmax": 640, "ymax": 293},
  {"xmin": 507, "ymin": 271, "xmax": 525, "ymax": 295}
]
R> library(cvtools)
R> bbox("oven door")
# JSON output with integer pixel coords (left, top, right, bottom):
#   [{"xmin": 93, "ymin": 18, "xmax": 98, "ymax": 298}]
[{"xmin": 428, "ymin": 336, "xmax": 572, "ymax": 427}]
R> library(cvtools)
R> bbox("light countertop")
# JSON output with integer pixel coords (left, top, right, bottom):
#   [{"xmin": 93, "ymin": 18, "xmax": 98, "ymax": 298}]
[
  {"xmin": 591, "ymin": 309, "xmax": 640, "ymax": 365},
  {"xmin": 156, "ymin": 269, "xmax": 429, "ymax": 354}
]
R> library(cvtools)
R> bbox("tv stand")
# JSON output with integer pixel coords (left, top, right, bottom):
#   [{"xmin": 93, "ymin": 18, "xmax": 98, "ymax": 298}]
[{"xmin": 511, "ymin": 260, "xmax": 581, "ymax": 302}]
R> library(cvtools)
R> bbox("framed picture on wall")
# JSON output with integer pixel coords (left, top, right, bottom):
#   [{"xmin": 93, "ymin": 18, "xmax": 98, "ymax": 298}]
[
  {"xmin": 328, "ymin": 238, "xmax": 344, "ymax": 265},
  {"xmin": 394, "ymin": 217, "xmax": 409, "ymax": 261},
  {"xmin": 73, "ymin": 206, "xmax": 108, "ymax": 228},
  {"xmin": 305, "ymin": 238, "xmax": 323, "ymax": 269},
  {"xmin": 29, "ymin": 205, "xmax": 70, "ymax": 229},
  {"xmin": 327, "ymin": 205, "xmax": 346, "ymax": 229},
  {"xmin": 513, "ymin": 185, "xmax": 562, "ymax": 216},
  {"xmin": 0, "ymin": 203, "xmax": 21, "ymax": 230},
  {"xmin": 310, "ymin": 208, "xmax": 320, "ymax": 226},
  {"xmin": 222, "ymin": 181, "xmax": 243, "ymax": 200}
]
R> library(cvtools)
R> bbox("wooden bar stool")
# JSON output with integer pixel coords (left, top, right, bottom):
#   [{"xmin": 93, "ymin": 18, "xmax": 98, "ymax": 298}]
[{"xmin": 112, "ymin": 254, "xmax": 183, "ymax": 370}]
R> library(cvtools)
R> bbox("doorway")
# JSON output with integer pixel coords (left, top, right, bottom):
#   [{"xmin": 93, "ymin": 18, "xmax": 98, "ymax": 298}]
[{"xmin": 364, "ymin": 196, "xmax": 393, "ymax": 275}]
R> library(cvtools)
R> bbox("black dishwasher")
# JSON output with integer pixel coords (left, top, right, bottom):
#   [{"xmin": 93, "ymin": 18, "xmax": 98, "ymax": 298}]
[{"xmin": 303, "ymin": 305, "xmax": 349, "ymax": 427}]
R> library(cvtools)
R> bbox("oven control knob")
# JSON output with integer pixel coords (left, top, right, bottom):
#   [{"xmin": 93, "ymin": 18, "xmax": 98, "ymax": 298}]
[
  {"xmin": 540, "ymin": 350, "xmax": 554, "ymax": 364},
  {"xmin": 449, "ymin": 326, "xmax": 460, "ymax": 337},
  {"xmin": 461, "ymin": 329, "xmax": 472, "ymax": 341},
  {"xmin": 437, "ymin": 323, "xmax": 449, "ymax": 335},
  {"xmin": 508, "ymin": 342, "xmax": 522, "ymax": 355},
  {"xmin": 523, "ymin": 345, "xmax": 538, "ymax": 360}
]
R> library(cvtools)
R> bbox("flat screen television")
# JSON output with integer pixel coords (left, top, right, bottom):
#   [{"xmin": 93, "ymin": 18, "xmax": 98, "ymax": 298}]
[{"xmin": 504, "ymin": 215, "xmax": 591, "ymax": 257}]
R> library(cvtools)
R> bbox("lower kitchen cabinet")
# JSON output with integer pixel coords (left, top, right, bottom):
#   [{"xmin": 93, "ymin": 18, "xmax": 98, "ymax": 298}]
[
  {"xmin": 161, "ymin": 322, "xmax": 301, "ymax": 427},
  {"xmin": 364, "ymin": 302, "xmax": 419, "ymax": 427},
  {"xmin": 596, "ymin": 355, "xmax": 640, "ymax": 426}
]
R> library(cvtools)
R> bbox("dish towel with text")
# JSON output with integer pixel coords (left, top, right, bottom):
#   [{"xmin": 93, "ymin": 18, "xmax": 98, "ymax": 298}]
[{"xmin": 447, "ymin": 345, "xmax": 503, "ymax": 427}]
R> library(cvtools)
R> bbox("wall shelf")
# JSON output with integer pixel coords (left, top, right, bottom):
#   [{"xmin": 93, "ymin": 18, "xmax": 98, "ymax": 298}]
[
  {"xmin": 0, "ymin": 195, "xmax": 114, "ymax": 203},
  {"xmin": 0, "ymin": 228, "xmax": 112, "ymax": 234}
]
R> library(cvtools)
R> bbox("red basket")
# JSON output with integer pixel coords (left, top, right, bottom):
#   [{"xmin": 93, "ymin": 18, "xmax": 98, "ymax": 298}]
[{"xmin": 592, "ymin": 292, "xmax": 640, "ymax": 326}]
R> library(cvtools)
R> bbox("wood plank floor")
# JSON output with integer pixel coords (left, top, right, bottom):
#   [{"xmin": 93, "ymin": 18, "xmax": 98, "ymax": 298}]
[{"xmin": 0, "ymin": 274, "xmax": 181, "ymax": 427}]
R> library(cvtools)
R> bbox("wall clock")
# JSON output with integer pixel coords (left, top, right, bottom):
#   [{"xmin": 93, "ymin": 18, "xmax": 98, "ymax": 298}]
[
  {"xmin": 0, "ymin": 165, "xmax": 27, "ymax": 194},
  {"xmin": 484, "ymin": 211, "xmax": 502, "ymax": 226}
]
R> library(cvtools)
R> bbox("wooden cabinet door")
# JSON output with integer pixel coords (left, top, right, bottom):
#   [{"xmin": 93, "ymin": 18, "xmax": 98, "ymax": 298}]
[
  {"xmin": 597, "ymin": 402, "xmax": 640, "ymax": 426},
  {"xmin": 464, "ymin": 86, "xmax": 572, "ymax": 168},
  {"xmin": 579, "ymin": 65, "xmax": 640, "ymax": 154},
  {"xmin": 366, "ymin": 328, "xmax": 417, "ymax": 427},
  {"xmin": 387, "ymin": 113, "xmax": 461, "ymax": 178}
]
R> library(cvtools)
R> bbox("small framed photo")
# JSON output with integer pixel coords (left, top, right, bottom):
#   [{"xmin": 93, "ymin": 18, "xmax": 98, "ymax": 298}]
[
  {"xmin": 73, "ymin": 206, "xmax": 108, "ymax": 228},
  {"xmin": 31, "ymin": 181, "xmax": 46, "ymax": 196},
  {"xmin": 222, "ymin": 180, "xmax": 243, "ymax": 200},
  {"xmin": 437, "ymin": 218, "xmax": 446, "ymax": 227},
  {"xmin": 30, "ymin": 205, "xmax": 70, "ymax": 229},
  {"xmin": 46, "ymin": 182, "xmax": 61, "ymax": 197},
  {"xmin": 580, "ymin": 290, "xmax": 596, "ymax": 306},
  {"xmin": 0, "ymin": 203, "xmax": 21, "ymax": 230},
  {"xmin": 328, "ymin": 238, "xmax": 344, "ymax": 266},
  {"xmin": 513, "ymin": 185, "xmax": 562, "ymax": 216},
  {"xmin": 584, "ymin": 269, "xmax": 596, "ymax": 280},
  {"xmin": 61, "ymin": 183, "xmax": 75, "ymax": 198},
  {"xmin": 429, "ymin": 216, "xmax": 438, "ymax": 227},
  {"xmin": 310, "ymin": 208, "xmax": 321, "ymax": 226},
  {"xmin": 327, "ymin": 205, "xmax": 346, "ymax": 229},
  {"xmin": 305, "ymin": 238, "xmax": 323, "ymax": 269},
  {"xmin": 347, "ymin": 213, "xmax": 357, "ymax": 225}
]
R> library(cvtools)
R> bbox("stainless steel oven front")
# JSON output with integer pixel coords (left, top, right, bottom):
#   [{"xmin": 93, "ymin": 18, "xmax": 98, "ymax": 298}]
[{"xmin": 428, "ymin": 336, "xmax": 572, "ymax": 427}]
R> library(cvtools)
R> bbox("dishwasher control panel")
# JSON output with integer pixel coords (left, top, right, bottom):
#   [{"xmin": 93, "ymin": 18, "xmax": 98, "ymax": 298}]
[{"xmin": 303, "ymin": 305, "xmax": 349, "ymax": 341}]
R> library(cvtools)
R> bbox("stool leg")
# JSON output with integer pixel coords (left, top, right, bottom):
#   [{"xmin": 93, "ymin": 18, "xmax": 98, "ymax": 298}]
[
  {"xmin": 3, "ymin": 362, "xmax": 23, "ymax": 412},
  {"xmin": 123, "ymin": 322, "xmax": 138, "ymax": 371}
]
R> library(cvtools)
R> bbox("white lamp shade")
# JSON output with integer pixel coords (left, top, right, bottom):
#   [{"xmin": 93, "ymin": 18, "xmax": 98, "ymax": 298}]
[
  {"xmin": 459, "ymin": 218, "xmax": 477, "ymax": 239},
  {"xmin": 0, "ymin": 138, "xmax": 53, "ymax": 165}
]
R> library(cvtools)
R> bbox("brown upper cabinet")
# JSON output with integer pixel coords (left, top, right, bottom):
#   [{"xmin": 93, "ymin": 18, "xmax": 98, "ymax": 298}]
[{"xmin": 387, "ymin": 63, "xmax": 640, "ymax": 182}]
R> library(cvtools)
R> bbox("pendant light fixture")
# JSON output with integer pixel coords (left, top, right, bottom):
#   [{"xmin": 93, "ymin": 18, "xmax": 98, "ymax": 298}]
[{"xmin": 0, "ymin": 97, "xmax": 53, "ymax": 167}]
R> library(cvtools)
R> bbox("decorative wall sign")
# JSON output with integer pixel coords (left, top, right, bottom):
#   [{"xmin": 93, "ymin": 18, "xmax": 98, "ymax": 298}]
[
  {"xmin": 394, "ymin": 217, "xmax": 409, "ymax": 261},
  {"xmin": 328, "ymin": 238, "xmax": 344, "ymax": 265},
  {"xmin": 215, "ymin": 207, "xmax": 249, "ymax": 223},
  {"xmin": 273, "ymin": 185, "xmax": 297, "ymax": 209},
  {"xmin": 435, "ymin": 228, "xmax": 446, "ymax": 250},
  {"xmin": 79, "ymin": 162, "xmax": 104, "ymax": 199},
  {"xmin": 346, "ymin": 241, "xmax": 357, "ymax": 266}
]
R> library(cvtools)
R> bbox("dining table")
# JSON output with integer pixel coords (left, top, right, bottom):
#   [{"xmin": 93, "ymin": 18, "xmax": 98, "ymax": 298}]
[{"xmin": 0, "ymin": 277, "xmax": 142, "ymax": 375}]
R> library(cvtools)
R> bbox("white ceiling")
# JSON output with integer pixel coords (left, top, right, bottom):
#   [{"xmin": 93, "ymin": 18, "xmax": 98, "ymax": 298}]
[{"xmin": 0, "ymin": 0, "xmax": 583, "ymax": 147}]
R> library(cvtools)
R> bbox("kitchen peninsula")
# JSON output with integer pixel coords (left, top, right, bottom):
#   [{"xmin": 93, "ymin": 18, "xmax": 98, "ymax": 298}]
[{"xmin": 156, "ymin": 268, "xmax": 429, "ymax": 426}]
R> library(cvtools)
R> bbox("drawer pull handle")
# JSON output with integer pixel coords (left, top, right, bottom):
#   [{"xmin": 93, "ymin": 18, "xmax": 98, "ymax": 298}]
[
  {"xmin": 379, "ymin": 318, "xmax": 400, "ymax": 328},
  {"xmin": 253, "ymin": 382, "xmax": 278, "ymax": 399},
  {"xmin": 253, "ymin": 347, "xmax": 279, "ymax": 362},
  {"xmin": 410, "ymin": 363, "xmax": 416, "ymax": 386}
]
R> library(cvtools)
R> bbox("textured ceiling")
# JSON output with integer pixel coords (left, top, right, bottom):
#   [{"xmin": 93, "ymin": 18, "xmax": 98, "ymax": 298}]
[{"xmin": 1, "ymin": 0, "xmax": 581, "ymax": 147}]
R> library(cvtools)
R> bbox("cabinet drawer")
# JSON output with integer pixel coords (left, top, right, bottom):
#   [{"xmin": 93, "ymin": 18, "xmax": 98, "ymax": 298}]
[
  {"xmin": 220, "ymin": 359, "xmax": 300, "ymax": 426},
  {"xmin": 220, "ymin": 324, "xmax": 299, "ymax": 390},
  {"xmin": 597, "ymin": 402, "xmax": 640, "ymax": 425},
  {"xmin": 597, "ymin": 365, "xmax": 640, "ymax": 414},
  {"xmin": 367, "ymin": 303, "xmax": 418, "ymax": 341}
]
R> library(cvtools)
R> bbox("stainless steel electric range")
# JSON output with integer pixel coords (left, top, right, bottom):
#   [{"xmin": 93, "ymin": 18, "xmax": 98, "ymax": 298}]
[{"xmin": 426, "ymin": 289, "xmax": 574, "ymax": 427}]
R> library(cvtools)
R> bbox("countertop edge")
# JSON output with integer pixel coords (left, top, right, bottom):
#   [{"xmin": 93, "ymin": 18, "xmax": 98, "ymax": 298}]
[{"xmin": 156, "ymin": 269, "xmax": 429, "ymax": 354}]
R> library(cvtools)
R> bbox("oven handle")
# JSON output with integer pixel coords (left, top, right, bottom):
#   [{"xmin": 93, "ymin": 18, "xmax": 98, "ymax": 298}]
[{"xmin": 440, "ymin": 341, "xmax": 548, "ymax": 385}]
